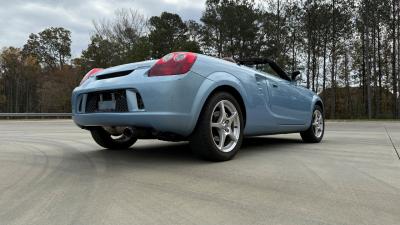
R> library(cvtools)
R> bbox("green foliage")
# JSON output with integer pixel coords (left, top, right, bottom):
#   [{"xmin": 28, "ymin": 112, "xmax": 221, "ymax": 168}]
[
  {"xmin": 201, "ymin": 0, "xmax": 261, "ymax": 58},
  {"xmin": 1, "ymin": 1, "xmax": 399, "ymax": 119},
  {"xmin": 22, "ymin": 27, "xmax": 71, "ymax": 70},
  {"xmin": 77, "ymin": 9, "xmax": 151, "ymax": 71},
  {"xmin": 0, "ymin": 47, "xmax": 41, "ymax": 112},
  {"xmin": 79, "ymin": 35, "xmax": 121, "ymax": 71},
  {"xmin": 149, "ymin": 12, "xmax": 200, "ymax": 58}
]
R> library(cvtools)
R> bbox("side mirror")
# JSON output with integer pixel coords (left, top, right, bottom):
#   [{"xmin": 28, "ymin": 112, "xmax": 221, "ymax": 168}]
[{"xmin": 291, "ymin": 71, "xmax": 301, "ymax": 81}]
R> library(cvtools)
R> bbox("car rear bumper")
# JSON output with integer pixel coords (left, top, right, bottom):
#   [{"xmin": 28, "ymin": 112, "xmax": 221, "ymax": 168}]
[
  {"xmin": 72, "ymin": 112, "xmax": 193, "ymax": 135},
  {"xmin": 72, "ymin": 69, "xmax": 207, "ymax": 136}
]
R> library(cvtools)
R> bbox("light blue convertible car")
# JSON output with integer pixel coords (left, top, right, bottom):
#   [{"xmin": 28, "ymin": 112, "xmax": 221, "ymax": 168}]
[{"xmin": 72, "ymin": 52, "xmax": 324, "ymax": 161}]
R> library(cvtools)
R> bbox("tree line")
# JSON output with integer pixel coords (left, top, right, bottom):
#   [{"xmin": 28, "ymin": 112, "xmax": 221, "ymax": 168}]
[{"xmin": 0, "ymin": 0, "xmax": 399, "ymax": 119}]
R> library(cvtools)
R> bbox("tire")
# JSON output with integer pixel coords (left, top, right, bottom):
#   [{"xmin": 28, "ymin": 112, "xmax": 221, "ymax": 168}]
[
  {"xmin": 300, "ymin": 105, "xmax": 324, "ymax": 143},
  {"xmin": 190, "ymin": 92, "xmax": 244, "ymax": 161},
  {"xmin": 90, "ymin": 127, "xmax": 137, "ymax": 149}
]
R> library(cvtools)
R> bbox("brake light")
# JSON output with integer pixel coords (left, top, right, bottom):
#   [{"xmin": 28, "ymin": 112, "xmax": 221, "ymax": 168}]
[
  {"xmin": 80, "ymin": 68, "xmax": 103, "ymax": 85},
  {"xmin": 148, "ymin": 52, "xmax": 197, "ymax": 77}
]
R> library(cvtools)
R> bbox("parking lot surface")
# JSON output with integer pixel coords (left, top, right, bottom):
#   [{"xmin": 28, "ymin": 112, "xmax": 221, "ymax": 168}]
[{"xmin": 0, "ymin": 120, "xmax": 399, "ymax": 225}]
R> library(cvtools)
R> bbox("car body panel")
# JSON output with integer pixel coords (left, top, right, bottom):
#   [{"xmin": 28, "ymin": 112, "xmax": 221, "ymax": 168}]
[
  {"xmin": 73, "ymin": 69, "xmax": 206, "ymax": 136},
  {"xmin": 72, "ymin": 53, "xmax": 323, "ymax": 137}
]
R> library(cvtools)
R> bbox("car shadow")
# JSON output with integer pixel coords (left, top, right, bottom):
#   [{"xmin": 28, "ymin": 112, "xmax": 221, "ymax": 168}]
[
  {"xmin": 83, "ymin": 136, "xmax": 303, "ymax": 165},
  {"xmin": 242, "ymin": 136, "xmax": 303, "ymax": 150}
]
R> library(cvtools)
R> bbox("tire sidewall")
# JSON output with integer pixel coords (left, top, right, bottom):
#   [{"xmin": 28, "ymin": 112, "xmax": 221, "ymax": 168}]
[{"xmin": 192, "ymin": 92, "xmax": 244, "ymax": 161}]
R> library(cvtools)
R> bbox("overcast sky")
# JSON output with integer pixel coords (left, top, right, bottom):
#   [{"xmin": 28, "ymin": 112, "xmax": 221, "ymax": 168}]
[{"xmin": 0, "ymin": 0, "xmax": 206, "ymax": 57}]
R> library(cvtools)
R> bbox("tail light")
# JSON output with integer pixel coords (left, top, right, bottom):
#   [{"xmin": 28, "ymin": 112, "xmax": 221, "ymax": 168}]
[
  {"xmin": 148, "ymin": 52, "xmax": 197, "ymax": 77},
  {"xmin": 80, "ymin": 68, "xmax": 103, "ymax": 85}
]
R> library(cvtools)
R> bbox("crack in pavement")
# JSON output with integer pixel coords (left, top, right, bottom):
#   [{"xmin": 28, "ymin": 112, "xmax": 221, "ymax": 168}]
[{"xmin": 384, "ymin": 126, "xmax": 400, "ymax": 160}]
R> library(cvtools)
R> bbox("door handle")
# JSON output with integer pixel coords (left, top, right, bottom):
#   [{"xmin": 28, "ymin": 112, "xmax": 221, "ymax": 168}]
[{"xmin": 272, "ymin": 84, "xmax": 278, "ymax": 88}]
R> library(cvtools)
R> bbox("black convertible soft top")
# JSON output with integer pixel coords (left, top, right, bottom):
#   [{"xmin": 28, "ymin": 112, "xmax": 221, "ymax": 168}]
[{"xmin": 238, "ymin": 58, "xmax": 291, "ymax": 81}]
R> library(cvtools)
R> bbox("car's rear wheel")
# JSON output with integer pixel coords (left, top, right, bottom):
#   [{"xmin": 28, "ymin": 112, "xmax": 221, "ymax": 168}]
[
  {"xmin": 300, "ymin": 105, "xmax": 324, "ymax": 143},
  {"xmin": 90, "ymin": 127, "xmax": 137, "ymax": 149},
  {"xmin": 190, "ymin": 92, "xmax": 244, "ymax": 161}
]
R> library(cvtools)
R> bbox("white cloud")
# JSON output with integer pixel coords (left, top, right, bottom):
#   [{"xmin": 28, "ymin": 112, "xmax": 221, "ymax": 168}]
[{"xmin": 0, "ymin": 0, "xmax": 206, "ymax": 57}]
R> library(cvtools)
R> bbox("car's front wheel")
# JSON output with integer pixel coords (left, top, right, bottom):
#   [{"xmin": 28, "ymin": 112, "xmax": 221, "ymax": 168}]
[
  {"xmin": 190, "ymin": 92, "xmax": 244, "ymax": 161},
  {"xmin": 300, "ymin": 105, "xmax": 324, "ymax": 143},
  {"xmin": 90, "ymin": 127, "xmax": 137, "ymax": 149}
]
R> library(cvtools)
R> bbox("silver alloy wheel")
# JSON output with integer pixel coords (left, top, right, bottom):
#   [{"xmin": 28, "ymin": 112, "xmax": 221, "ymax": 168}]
[
  {"xmin": 210, "ymin": 100, "xmax": 240, "ymax": 152},
  {"xmin": 312, "ymin": 110, "xmax": 324, "ymax": 138}
]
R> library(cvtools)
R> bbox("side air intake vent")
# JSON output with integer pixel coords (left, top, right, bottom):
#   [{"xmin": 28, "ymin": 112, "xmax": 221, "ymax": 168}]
[{"xmin": 96, "ymin": 70, "xmax": 134, "ymax": 80}]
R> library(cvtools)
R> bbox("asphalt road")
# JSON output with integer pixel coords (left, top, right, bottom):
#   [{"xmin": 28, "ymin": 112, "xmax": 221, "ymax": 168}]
[{"xmin": 0, "ymin": 120, "xmax": 399, "ymax": 225}]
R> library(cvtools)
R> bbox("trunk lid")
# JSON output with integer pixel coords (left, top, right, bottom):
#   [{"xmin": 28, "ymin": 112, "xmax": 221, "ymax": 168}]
[{"xmin": 94, "ymin": 60, "xmax": 157, "ymax": 80}]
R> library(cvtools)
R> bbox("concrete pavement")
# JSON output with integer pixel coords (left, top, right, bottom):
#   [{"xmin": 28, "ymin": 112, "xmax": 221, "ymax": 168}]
[{"xmin": 0, "ymin": 120, "xmax": 399, "ymax": 225}]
